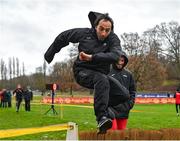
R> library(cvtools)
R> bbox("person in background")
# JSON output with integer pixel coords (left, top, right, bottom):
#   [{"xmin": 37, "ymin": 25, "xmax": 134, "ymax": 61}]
[
  {"xmin": 0, "ymin": 89, "xmax": 7, "ymax": 108},
  {"xmin": 174, "ymin": 86, "xmax": 180, "ymax": 116},
  {"xmin": 0, "ymin": 89, "xmax": 3, "ymax": 107},
  {"xmin": 13, "ymin": 84, "xmax": 23, "ymax": 112},
  {"xmin": 108, "ymin": 52, "xmax": 136, "ymax": 130},
  {"xmin": 6, "ymin": 89, "xmax": 12, "ymax": 107},
  {"xmin": 24, "ymin": 86, "xmax": 33, "ymax": 111},
  {"xmin": 44, "ymin": 11, "xmax": 122, "ymax": 133},
  {"xmin": 3, "ymin": 89, "xmax": 8, "ymax": 108}
]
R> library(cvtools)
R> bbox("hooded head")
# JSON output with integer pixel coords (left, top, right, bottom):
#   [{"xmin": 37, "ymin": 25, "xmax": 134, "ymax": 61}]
[
  {"xmin": 113, "ymin": 51, "xmax": 128, "ymax": 70},
  {"xmin": 88, "ymin": 11, "xmax": 114, "ymax": 41},
  {"xmin": 88, "ymin": 11, "xmax": 114, "ymax": 31}
]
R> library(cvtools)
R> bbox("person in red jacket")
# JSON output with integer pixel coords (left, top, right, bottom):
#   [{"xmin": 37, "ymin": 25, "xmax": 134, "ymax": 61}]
[
  {"xmin": 0, "ymin": 89, "xmax": 5, "ymax": 107},
  {"xmin": 174, "ymin": 86, "xmax": 180, "ymax": 116}
]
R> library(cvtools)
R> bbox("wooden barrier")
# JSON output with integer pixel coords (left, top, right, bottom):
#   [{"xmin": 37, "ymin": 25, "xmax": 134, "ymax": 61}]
[{"xmin": 79, "ymin": 128, "xmax": 180, "ymax": 140}]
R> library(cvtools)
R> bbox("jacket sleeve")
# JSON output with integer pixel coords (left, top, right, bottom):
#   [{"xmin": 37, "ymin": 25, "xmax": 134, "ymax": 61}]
[
  {"xmin": 108, "ymin": 75, "xmax": 130, "ymax": 101},
  {"xmin": 44, "ymin": 28, "xmax": 85, "ymax": 64},
  {"xmin": 91, "ymin": 32, "xmax": 122, "ymax": 63},
  {"xmin": 113, "ymin": 73, "xmax": 136, "ymax": 112}
]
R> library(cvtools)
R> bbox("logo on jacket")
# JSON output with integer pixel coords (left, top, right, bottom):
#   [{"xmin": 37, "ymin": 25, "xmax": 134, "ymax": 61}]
[
  {"xmin": 123, "ymin": 74, "xmax": 127, "ymax": 78},
  {"xmin": 86, "ymin": 36, "xmax": 91, "ymax": 40},
  {"xmin": 111, "ymin": 74, "xmax": 115, "ymax": 77},
  {"xmin": 103, "ymin": 43, "xmax": 107, "ymax": 46}
]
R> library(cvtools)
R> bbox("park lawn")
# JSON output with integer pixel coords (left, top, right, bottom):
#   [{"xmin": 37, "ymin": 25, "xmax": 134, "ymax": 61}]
[{"xmin": 0, "ymin": 100, "xmax": 179, "ymax": 140}]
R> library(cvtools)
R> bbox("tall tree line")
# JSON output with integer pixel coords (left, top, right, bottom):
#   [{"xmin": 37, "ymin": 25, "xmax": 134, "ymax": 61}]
[{"xmin": 121, "ymin": 21, "xmax": 179, "ymax": 91}]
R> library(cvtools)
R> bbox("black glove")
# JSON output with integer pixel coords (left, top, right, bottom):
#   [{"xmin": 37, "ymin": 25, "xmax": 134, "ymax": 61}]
[{"xmin": 44, "ymin": 52, "xmax": 54, "ymax": 64}]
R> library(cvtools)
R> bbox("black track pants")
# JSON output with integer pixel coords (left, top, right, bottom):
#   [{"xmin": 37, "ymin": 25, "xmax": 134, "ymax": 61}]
[{"xmin": 74, "ymin": 69, "xmax": 110, "ymax": 121}]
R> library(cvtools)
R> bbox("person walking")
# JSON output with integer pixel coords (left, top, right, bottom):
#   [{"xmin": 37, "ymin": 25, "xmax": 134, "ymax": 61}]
[
  {"xmin": 13, "ymin": 84, "xmax": 24, "ymax": 112},
  {"xmin": 44, "ymin": 11, "xmax": 122, "ymax": 133},
  {"xmin": 24, "ymin": 87, "xmax": 33, "ymax": 111},
  {"xmin": 108, "ymin": 52, "xmax": 136, "ymax": 130}
]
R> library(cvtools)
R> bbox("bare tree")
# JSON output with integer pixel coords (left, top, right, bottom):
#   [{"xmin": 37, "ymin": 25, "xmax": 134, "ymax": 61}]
[
  {"xmin": 68, "ymin": 43, "xmax": 78, "ymax": 96},
  {"xmin": 121, "ymin": 31, "xmax": 167, "ymax": 91},
  {"xmin": 22, "ymin": 62, "xmax": 25, "ymax": 76},
  {"xmin": 0, "ymin": 59, "xmax": 5, "ymax": 80},
  {"xmin": 155, "ymin": 22, "xmax": 180, "ymax": 79},
  {"xmin": 4, "ymin": 65, "xmax": 7, "ymax": 81},
  {"xmin": 13, "ymin": 57, "xmax": 16, "ymax": 78},
  {"xmin": 121, "ymin": 32, "xmax": 145, "ymax": 56},
  {"xmin": 143, "ymin": 28, "xmax": 163, "ymax": 58},
  {"xmin": 43, "ymin": 59, "xmax": 47, "ymax": 80},
  {"xmin": 8, "ymin": 57, "xmax": 12, "ymax": 80},
  {"xmin": 16, "ymin": 57, "xmax": 19, "ymax": 77}
]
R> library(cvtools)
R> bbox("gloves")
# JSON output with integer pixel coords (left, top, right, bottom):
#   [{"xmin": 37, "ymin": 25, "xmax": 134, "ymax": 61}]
[
  {"xmin": 44, "ymin": 52, "xmax": 54, "ymax": 64},
  {"xmin": 44, "ymin": 44, "xmax": 56, "ymax": 64}
]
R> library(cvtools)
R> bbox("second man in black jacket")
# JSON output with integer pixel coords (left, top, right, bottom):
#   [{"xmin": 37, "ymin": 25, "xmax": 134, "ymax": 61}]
[{"xmin": 108, "ymin": 52, "xmax": 136, "ymax": 130}]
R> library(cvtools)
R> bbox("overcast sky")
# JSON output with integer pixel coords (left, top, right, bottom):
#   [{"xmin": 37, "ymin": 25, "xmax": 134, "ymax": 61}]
[{"xmin": 0, "ymin": 0, "xmax": 180, "ymax": 74}]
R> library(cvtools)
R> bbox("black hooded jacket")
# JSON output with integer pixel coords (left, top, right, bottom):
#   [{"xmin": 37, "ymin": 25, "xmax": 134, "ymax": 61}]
[
  {"xmin": 44, "ymin": 11, "xmax": 122, "ymax": 75},
  {"xmin": 108, "ymin": 52, "xmax": 136, "ymax": 119}
]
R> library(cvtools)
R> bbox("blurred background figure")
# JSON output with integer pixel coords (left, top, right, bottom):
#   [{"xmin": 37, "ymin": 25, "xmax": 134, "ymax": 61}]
[
  {"xmin": 24, "ymin": 86, "xmax": 33, "ymax": 111},
  {"xmin": 0, "ymin": 89, "xmax": 4, "ymax": 107},
  {"xmin": 6, "ymin": 89, "xmax": 12, "ymax": 108},
  {"xmin": 174, "ymin": 85, "xmax": 180, "ymax": 116},
  {"xmin": 13, "ymin": 84, "xmax": 24, "ymax": 112},
  {"xmin": 0, "ymin": 89, "xmax": 9, "ymax": 108},
  {"xmin": 0, "ymin": 89, "xmax": 6, "ymax": 107},
  {"xmin": 3, "ymin": 89, "xmax": 8, "ymax": 108}
]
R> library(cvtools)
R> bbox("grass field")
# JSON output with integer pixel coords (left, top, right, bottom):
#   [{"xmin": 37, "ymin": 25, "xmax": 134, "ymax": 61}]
[{"xmin": 0, "ymin": 96, "xmax": 179, "ymax": 140}]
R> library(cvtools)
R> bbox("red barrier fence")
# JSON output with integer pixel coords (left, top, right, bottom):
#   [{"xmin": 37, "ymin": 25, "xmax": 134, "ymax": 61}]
[
  {"xmin": 135, "ymin": 97, "xmax": 175, "ymax": 104},
  {"xmin": 42, "ymin": 97, "xmax": 94, "ymax": 104},
  {"xmin": 42, "ymin": 97, "xmax": 175, "ymax": 104}
]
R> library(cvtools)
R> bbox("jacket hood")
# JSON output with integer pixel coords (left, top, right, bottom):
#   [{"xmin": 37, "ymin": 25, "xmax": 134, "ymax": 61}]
[
  {"xmin": 113, "ymin": 51, "xmax": 128, "ymax": 70},
  {"xmin": 88, "ymin": 11, "xmax": 104, "ymax": 28}
]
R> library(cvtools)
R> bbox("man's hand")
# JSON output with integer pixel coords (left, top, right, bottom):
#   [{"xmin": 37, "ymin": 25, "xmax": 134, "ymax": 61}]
[{"xmin": 79, "ymin": 52, "xmax": 92, "ymax": 61}]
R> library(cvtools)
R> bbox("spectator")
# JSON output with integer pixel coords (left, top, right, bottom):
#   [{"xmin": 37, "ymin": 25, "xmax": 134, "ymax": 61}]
[
  {"xmin": 108, "ymin": 52, "xmax": 136, "ymax": 130},
  {"xmin": 6, "ymin": 90, "xmax": 12, "ymax": 107},
  {"xmin": 0, "ymin": 89, "xmax": 4, "ymax": 107},
  {"xmin": 24, "ymin": 86, "xmax": 33, "ymax": 111},
  {"xmin": 0, "ymin": 89, "xmax": 8, "ymax": 108},
  {"xmin": 13, "ymin": 84, "xmax": 24, "ymax": 112},
  {"xmin": 174, "ymin": 86, "xmax": 180, "ymax": 116},
  {"xmin": 3, "ymin": 89, "xmax": 8, "ymax": 108}
]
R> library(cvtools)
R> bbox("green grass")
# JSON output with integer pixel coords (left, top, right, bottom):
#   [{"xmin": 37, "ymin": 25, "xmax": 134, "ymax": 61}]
[
  {"xmin": 129, "ymin": 104, "xmax": 179, "ymax": 129},
  {"xmin": 0, "ymin": 98, "xmax": 179, "ymax": 140}
]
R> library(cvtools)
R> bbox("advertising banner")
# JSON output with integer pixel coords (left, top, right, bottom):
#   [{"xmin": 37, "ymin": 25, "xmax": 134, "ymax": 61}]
[{"xmin": 42, "ymin": 97, "xmax": 175, "ymax": 104}]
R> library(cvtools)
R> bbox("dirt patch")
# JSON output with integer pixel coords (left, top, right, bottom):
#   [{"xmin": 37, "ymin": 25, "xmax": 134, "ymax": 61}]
[{"xmin": 79, "ymin": 128, "xmax": 180, "ymax": 140}]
